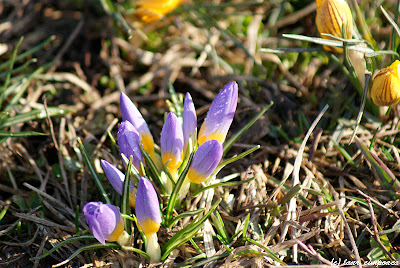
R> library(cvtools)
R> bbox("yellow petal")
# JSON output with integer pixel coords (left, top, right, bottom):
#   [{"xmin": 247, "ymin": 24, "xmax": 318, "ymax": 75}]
[
  {"xmin": 135, "ymin": 0, "xmax": 183, "ymax": 23},
  {"xmin": 371, "ymin": 61, "xmax": 400, "ymax": 107},
  {"xmin": 315, "ymin": 0, "xmax": 353, "ymax": 53}
]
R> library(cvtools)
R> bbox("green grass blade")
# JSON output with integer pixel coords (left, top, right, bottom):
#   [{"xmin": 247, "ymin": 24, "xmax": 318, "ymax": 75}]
[
  {"xmin": 0, "ymin": 131, "xmax": 47, "ymax": 137},
  {"xmin": 192, "ymin": 176, "xmax": 254, "ymax": 197},
  {"xmin": 330, "ymin": 138, "xmax": 358, "ymax": 168},
  {"xmin": 0, "ymin": 37, "xmax": 23, "ymax": 101},
  {"xmin": 169, "ymin": 208, "xmax": 205, "ymax": 227},
  {"xmin": 223, "ymin": 103, "xmax": 273, "ymax": 156},
  {"xmin": 219, "ymin": 145, "xmax": 260, "ymax": 169},
  {"xmin": 1, "ymin": 107, "xmax": 72, "ymax": 128},
  {"xmin": 30, "ymin": 235, "xmax": 97, "ymax": 261},
  {"xmin": 355, "ymin": 137, "xmax": 398, "ymax": 198},
  {"xmin": 77, "ymin": 138, "xmax": 111, "ymax": 204},
  {"xmin": 211, "ymin": 211, "xmax": 230, "ymax": 244},
  {"xmin": 165, "ymin": 152, "xmax": 194, "ymax": 226},
  {"xmin": 0, "ymin": 36, "xmax": 55, "ymax": 71},
  {"xmin": 161, "ymin": 200, "xmax": 221, "ymax": 260},
  {"xmin": 121, "ymin": 246, "xmax": 150, "ymax": 259},
  {"xmin": 122, "ymin": 156, "xmax": 133, "ymax": 234},
  {"xmin": 51, "ymin": 242, "xmax": 120, "ymax": 267}
]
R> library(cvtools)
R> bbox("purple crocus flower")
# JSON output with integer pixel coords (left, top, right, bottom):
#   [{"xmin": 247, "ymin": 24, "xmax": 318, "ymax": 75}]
[
  {"xmin": 100, "ymin": 159, "xmax": 136, "ymax": 207},
  {"xmin": 120, "ymin": 92, "xmax": 155, "ymax": 155},
  {"xmin": 182, "ymin": 92, "xmax": 197, "ymax": 155},
  {"xmin": 135, "ymin": 177, "xmax": 162, "ymax": 235},
  {"xmin": 187, "ymin": 139, "xmax": 223, "ymax": 184},
  {"xmin": 160, "ymin": 112, "xmax": 183, "ymax": 172},
  {"xmin": 117, "ymin": 120, "xmax": 144, "ymax": 172},
  {"xmin": 198, "ymin": 81, "xmax": 238, "ymax": 145},
  {"xmin": 83, "ymin": 201, "xmax": 124, "ymax": 245}
]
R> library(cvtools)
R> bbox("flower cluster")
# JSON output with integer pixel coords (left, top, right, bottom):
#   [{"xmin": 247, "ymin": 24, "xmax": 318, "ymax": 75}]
[{"xmin": 83, "ymin": 81, "xmax": 239, "ymax": 262}]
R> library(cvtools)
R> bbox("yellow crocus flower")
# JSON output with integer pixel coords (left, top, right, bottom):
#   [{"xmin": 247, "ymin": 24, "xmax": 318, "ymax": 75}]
[
  {"xmin": 315, "ymin": 0, "xmax": 353, "ymax": 52},
  {"xmin": 134, "ymin": 0, "xmax": 183, "ymax": 23},
  {"xmin": 371, "ymin": 60, "xmax": 400, "ymax": 107}
]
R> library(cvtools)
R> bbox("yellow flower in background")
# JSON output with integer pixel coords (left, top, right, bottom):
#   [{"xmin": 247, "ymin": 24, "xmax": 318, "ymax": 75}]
[
  {"xmin": 315, "ymin": 0, "xmax": 353, "ymax": 53},
  {"xmin": 371, "ymin": 60, "xmax": 400, "ymax": 107},
  {"xmin": 134, "ymin": 0, "xmax": 183, "ymax": 23}
]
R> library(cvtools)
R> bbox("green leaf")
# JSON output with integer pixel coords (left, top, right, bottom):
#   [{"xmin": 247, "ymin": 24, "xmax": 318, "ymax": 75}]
[
  {"xmin": 223, "ymin": 103, "xmax": 273, "ymax": 156},
  {"xmin": 0, "ymin": 205, "xmax": 8, "ymax": 221},
  {"xmin": 51, "ymin": 242, "xmax": 120, "ymax": 267},
  {"xmin": 242, "ymin": 213, "xmax": 250, "ymax": 240},
  {"xmin": 165, "ymin": 152, "xmax": 194, "ymax": 226},
  {"xmin": 277, "ymin": 184, "xmax": 302, "ymax": 205},
  {"xmin": 122, "ymin": 156, "xmax": 133, "ymax": 234},
  {"xmin": 355, "ymin": 137, "xmax": 397, "ymax": 198},
  {"xmin": 77, "ymin": 138, "xmax": 111, "ymax": 204},
  {"xmin": 211, "ymin": 211, "xmax": 230, "ymax": 244},
  {"xmin": 168, "ymin": 208, "xmax": 205, "ymax": 227},
  {"xmin": 0, "ymin": 131, "xmax": 47, "ymax": 137},
  {"xmin": 192, "ymin": 175, "xmax": 253, "ymax": 197},
  {"xmin": 243, "ymin": 238, "xmax": 286, "ymax": 265},
  {"xmin": 1, "ymin": 107, "xmax": 72, "ymax": 128},
  {"xmin": 282, "ymin": 34, "xmax": 374, "ymax": 53},
  {"xmin": 191, "ymin": 252, "xmax": 230, "ymax": 268},
  {"xmin": 367, "ymin": 233, "xmax": 392, "ymax": 261},
  {"xmin": 161, "ymin": 200, "xmax": 221, "ymax": 260},
  {"xmin": 219, "ymin": 145, "xmax": 260, "ymax": 170},
  {"xmin": 0, "ymin": 36, "xmax": 55, "ymax": 71},
  {"xmin": 121, "ymin": 246, "xmax": 149, "ymax": 259},
  {"xmin": 30, "ymin": 235, "xmax": 97, "ymax": 261},
  {"xmin": 330, "ymin": 138, "xmax": 358, "ymax": 168}
]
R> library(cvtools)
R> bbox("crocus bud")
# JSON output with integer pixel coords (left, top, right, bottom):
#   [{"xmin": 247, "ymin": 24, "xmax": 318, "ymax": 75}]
[
  {"xmin": 160, "ymin": 112, "xmax": 183, "ymax": 173},
  {"xmin": 371, "ymin": 60, "xmax": 400, "ymax": 106},
  {"xmin": 120, "ymin": 93, "xmax": 155, "ymax": 156},
  {"xmin": 117, "ymin": 120, "xmax": 144, "ymax": 172},
  {"xmin": 182, "ymin": 92, "xmax": 197, "ymax": 155},
  {"xmin": 83, "ymin": 202, "xmax": 125, "ymax": 245},
  {"xmin": 134, "ymin": 0, "xmax": 183, "ymax": 24},
  {"xmin": 187, "ymin": 140, "xmax": 223, "ymax": 184},
  {"xmin": 198, "ymin": 81, "xmax": 238, "ymax": 145},
  {"xmin": 135, "ymin": 177, "xmax": 162, "ymax": 235},
  {"xmin": 100, "ymin": 159, "xmax": 136, "ymax": 207},
  {"xmin": 315, "ymin": 0, "xmax": 353, "ymax": 53}
]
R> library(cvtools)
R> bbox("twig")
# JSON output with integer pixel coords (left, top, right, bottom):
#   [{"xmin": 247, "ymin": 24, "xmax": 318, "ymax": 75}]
[
  {"xmin": 335, "ymin": 194, "xmax": 362, "ymax": 268},
  {"xmin": 295, "ymin": 240, "xmax": 333, "ymax": 266},
  {"xmin": 357, "ymin": 189, "xmax": 399, "ymax": 218},
  {"xmin": 366, "ymin": 197, "xmax": 396, "ymax": 261}
]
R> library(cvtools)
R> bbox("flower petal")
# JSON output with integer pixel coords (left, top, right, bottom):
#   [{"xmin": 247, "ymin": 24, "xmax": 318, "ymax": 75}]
[
  {"xmin": 117, "ymin": 120, "xmax": 144, "ymax": 171},
  {"xmin": 83, "ymin": 202, "xmax": 124, "ymax": 245},
  {"xmin": 120, "ymin": 93, "xmax": 155, "ymax": 154},
  {"xmin": 188, "ymin": 140, "xmax": 223, "ymax": 184},
  {"xmin": 182, "ymin": 92, "xmax": 197, "ymax": 155},
  {"xmin": 198, "ymin": 81, "xmax": 238, "ymax": 145},
  {"xmin": 100, "ymin": 160, "xmax": 137, "ymax": 207},
  {"xmin": 160, "ymin": 112, "xmax": 183, "ymax": 170},
  {"xmin": 371, "ymin": 60, "xmax": 400, "ymax": 106},
  {"xmin": 135, "ymin": 177, "xmax": 161, "ymax": 235}
]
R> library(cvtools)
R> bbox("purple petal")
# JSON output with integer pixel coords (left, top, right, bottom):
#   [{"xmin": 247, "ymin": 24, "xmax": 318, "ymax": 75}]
[
  {"xmin": 160, "ymin": 112, "xmax": 183, "ymax": 169},
  {"xmin": 135, "ymin": 177, "xmax": 161, "ymax": 233},
  {"xmin": 117, "ymin": 121, "xmax": 143, "ymax": 170},
  {"xmin": 198, "ymin": 81, "xmax": 238, "ymax": 145},
  {"xmin": 182, "ymin": 93, "xmax": 197, "ymax": 153},
  {"xmin": 83, "ymin": 202, "xmax": 122, "ymax": 245},
  {"xmin": 101, "ymin": 159, "xmax": 136, "ymax": 196},
  {"xmin": 188, "ymin": 140, "xmax": 223, "ymax": 183},
  {"xmin": 120, "ymin": 93, "xmax": 155, "ymax": 154}
]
